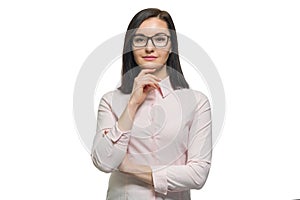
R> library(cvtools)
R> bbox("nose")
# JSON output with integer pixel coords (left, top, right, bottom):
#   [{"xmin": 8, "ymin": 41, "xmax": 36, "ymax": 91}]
[{"xmin": 145, "ymin": 38, "xmax": 155, "ymax": 52}]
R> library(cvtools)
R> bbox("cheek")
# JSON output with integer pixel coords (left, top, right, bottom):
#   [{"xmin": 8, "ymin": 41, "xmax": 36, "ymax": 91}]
[
  {"xmin": 158, "ymin": 43, "xmax": 171, "ymax": 61},
  {"xmin": 159, "ymin": 50, "xmax": 171, "ymax": 61},
  {"xmin": 132, "ymin": 50, "xmax": 142, "ymax": 63}
]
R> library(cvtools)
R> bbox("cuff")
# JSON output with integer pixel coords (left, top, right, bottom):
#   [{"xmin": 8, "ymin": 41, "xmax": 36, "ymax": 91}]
[
  {"xmin": 151, "ymin": 165, "xmax": 168, "ymax": 195},
  {"xmin": 106, "ymin": 121, "xmax": 131, "ymax": 143}
]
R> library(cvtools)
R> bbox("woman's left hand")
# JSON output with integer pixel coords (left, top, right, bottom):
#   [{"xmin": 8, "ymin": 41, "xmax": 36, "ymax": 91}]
[
  {"xmin": 118, "ymin": 154, "xmax": 154, "ymax": 186},
  {"xmin": 119, "ymin": 154, "xmax": 133, "ymax": 173}
]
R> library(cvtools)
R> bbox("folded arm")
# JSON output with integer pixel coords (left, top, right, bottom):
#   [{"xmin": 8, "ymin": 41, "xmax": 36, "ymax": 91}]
[
  {"xmin": 91, "ymin": 92, "xmax": 138, "ymax": 173},
  {"xmin": 119, "ymin": 95, "xmax": 212, "ymax": 195}
]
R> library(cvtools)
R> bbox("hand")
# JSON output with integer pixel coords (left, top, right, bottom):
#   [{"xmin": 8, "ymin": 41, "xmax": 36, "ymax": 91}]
[
  {"xmin": 118, "ymin": 154, "xmax": 154, "ymax": 186},
  {"xmin": 118, "ymin": 154, "xmax": 134, "ymax": 173},
  {"xmin": 129, "ymin": 68, "xmax": 161, "ymax": 106}
]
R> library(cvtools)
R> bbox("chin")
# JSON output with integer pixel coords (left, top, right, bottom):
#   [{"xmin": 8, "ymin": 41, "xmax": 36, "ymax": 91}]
[{"xmin": 139, "ymin": 62, "xmax": 164, "ymax": 69}]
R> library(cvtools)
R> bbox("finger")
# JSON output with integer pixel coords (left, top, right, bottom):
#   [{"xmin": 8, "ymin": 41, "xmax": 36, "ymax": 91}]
[
  {"xmin": 143, "ymin": 84, "xmax": 156, "ymax": 93},
  {"xmin": 139, "ymin": 81, "xmax": 157, "ymax": 91},
  {"xmin": 139, "ymin": 79, "xmax": 160, "ymax": 90},
  {"xmin": 142, "ymin": 73, "xmax": 162, "ymax": 81},
  {"xmin": 132, "ymin": 85, "xmax": 156, "ymax": 97},
  {"xmin": 137, "ymin": 68, "xmax": 156, "ymax": 78},
  {"xmin": 144, "ymin": 86, "xmax": 155, "ymax": 94},
  {"xmin": 139, "ymin": 76, "xmax": 161, "ymax": 86}
]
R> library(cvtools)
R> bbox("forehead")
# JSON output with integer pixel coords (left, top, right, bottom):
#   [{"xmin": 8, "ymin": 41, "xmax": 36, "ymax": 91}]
[{"xmin": 135, "ymin": 17, "xmax": 170, "ymax": 36}]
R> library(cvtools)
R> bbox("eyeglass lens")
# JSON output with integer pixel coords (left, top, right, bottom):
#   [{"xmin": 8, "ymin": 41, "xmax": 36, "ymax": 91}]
[{"xmin": 133, "ymin": 35, "xmax": 169, "ymax": 47}]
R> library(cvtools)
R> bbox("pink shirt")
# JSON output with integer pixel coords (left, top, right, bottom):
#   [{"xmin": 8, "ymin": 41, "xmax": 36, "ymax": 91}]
[{"xmin": 91, "ymin": 75, "xmax": 212, "ymax": 200}]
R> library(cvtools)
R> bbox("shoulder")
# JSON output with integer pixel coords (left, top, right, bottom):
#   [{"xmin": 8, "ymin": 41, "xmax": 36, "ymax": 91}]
[
  {"xmin": 102, "ymin": 88, "xmax": 127, "ymax": 98},
  {"xmin": 100, "ymin": 89, "xmax": 129, "ymax": 105},
  {"xmin": 177, "ymin": 88, "xmax": 210, "ymax": 103},
  {"xmin": 173, "ymin": 88, "xmax": 211, "ymax": 112},
  {"xmin": 101, "ymin": 90, "xmax": 115, "ymax": 100}
]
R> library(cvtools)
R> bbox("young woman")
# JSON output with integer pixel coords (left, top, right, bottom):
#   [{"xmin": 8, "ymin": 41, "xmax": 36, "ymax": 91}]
[{"xmin": 91, "ymin": 8, "xmax": 212, "ymax": 200}]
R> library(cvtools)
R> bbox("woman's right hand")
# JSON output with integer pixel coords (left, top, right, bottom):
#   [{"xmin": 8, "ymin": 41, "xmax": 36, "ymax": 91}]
[{"xmin": 129, "ymin": 68, "xmax": 161, "ymax": 106}]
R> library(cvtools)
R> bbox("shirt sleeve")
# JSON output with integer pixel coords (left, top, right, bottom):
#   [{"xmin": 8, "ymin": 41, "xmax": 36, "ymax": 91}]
[
  {"xmin": 150, "ymin": 95, "xmax": 212, "ymax": 195},
  {"xmin": 91, "ymin": 92, "xmax": 131, "ymax": 173}
]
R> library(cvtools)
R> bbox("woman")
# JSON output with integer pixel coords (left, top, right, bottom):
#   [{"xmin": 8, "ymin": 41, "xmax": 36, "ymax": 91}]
[{"xmin": 91, "ymin": 8, "xmax": 212, "ymax": 200}]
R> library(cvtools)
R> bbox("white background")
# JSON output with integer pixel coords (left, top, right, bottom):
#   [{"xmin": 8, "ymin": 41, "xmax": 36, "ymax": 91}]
[{"xmin": 1, "ymin": 0, "xmax": 299, "ymax": 199}]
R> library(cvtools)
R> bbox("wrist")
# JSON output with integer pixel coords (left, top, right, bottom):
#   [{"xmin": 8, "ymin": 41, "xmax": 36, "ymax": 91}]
[
  {"xmin": 129, "ymin": 96, "xmax": 139, "ymax": 105},
  {"xmin": 128, "ymin": 99, "xmax": 140, "ymax": 111}
]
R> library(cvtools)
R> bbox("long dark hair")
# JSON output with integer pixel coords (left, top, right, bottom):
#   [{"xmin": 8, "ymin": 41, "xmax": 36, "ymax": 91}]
[{"xmin": 118, "ymin": 8, "xmax": 189, "ymax": 94}]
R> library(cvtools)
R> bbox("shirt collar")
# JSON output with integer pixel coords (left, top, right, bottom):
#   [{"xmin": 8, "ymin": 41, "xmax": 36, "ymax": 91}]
[{"xmin": 158, "ymin": 75, "xmax": 172, "ymax": 98}]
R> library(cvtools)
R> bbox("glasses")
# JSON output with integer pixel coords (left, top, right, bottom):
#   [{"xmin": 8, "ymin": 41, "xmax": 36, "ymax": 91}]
[{"xmin": 132, "ymin": 33, "xmax": 170, "ymax": 48}]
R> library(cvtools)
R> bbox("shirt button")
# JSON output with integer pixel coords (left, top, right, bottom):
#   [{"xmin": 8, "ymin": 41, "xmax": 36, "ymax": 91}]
[{"xmin": 102, "ymin": 129, "xmax": 108, "ymax": 137}]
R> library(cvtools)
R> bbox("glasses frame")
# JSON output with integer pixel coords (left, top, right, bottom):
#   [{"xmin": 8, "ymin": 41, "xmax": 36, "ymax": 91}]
[{"xmin": 132, "ymin": 33, "xmax": 170, "ymax": 48}]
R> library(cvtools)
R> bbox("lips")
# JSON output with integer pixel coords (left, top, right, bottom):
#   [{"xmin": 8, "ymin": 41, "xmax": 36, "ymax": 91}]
[{"xmin": 143, "ymin": 55, "xmax": 157, "ymax": 61}]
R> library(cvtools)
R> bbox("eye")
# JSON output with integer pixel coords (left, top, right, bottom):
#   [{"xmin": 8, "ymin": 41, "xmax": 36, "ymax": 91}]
[
  {"xmin": 153, "ymin": 36, "xmax": 167, "ymax": 43},
  {"xmin": 133, "ymin": 36, "xmax": 146, "ymax": 43}
]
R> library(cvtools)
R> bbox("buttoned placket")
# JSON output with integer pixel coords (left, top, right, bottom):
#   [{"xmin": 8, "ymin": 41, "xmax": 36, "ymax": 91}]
[
  {"xmin": 149, "ymin": 89, "xmax": 162, "ymax": 166},
  {"xmin": 149, "ymin": 90, "xmax": 156, "ymax": 139}
]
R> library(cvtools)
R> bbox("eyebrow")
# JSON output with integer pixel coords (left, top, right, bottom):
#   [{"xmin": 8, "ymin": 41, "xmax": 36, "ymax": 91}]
[{"xmin": 133, "ymin": 32, "xmax": 170, "ymax": 37}]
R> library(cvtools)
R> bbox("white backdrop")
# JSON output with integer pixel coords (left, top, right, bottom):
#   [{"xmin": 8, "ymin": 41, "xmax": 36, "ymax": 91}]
[{"xmin": 1, "ymin": 1, "xmax": 299, "ymax": 199}]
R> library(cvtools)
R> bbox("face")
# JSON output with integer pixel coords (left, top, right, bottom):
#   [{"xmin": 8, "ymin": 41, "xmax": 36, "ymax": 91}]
[{"xmin": 132, "ymin": 17, "xmax": 172, "ymax": 70}]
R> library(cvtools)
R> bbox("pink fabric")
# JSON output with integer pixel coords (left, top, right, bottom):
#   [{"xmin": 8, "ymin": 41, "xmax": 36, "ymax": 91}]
[{"xmin": 91, "ymin": 76, "xmax": 212, "ymax": 200}]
